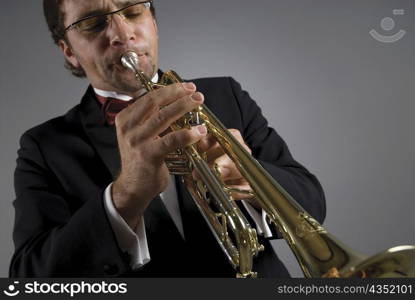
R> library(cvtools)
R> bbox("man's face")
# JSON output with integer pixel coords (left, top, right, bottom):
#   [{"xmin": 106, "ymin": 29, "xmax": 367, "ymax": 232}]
[{"xmin": 60, "ymin": 0, "xmax": 159, "ymax": 95}]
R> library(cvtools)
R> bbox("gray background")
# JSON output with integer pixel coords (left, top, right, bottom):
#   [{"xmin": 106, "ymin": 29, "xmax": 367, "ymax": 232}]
[{"xmin": 1, "ymin": 0, "xmax": 414, "ymax": 277}]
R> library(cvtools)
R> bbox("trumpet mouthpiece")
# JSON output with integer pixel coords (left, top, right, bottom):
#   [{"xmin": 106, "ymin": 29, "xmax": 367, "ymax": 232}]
[{"xmin": 121, "ymin": 51, "xmax": 139, "ymax": 72}]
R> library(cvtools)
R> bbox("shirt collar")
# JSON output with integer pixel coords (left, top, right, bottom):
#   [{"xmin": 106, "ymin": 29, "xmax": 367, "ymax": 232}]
[{"xmin": 93, "ymin": 73, "xmax": 159, "ymax": 101}]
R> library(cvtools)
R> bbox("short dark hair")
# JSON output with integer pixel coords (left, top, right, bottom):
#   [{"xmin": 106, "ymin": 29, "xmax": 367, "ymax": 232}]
[{"xmin": 43, "ymin": 0, "xmax": 156, "ymax": 77}]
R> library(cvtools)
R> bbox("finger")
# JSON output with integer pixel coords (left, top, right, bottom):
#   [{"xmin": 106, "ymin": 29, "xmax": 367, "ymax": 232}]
[
  {"xmin": 225, "ymin": 177, "xmax": 249, "ymax": 186},
  {"xmin": 197, "ymin": 134, "xmax": 216, "ymax": 153},
  {"xmin": 147, "ymin": 82, "xmax": 197, "ymax": 109},
  {"xmin": 204, "ymin": 142, "xmax": 223, "ymax": 162},
  {"xmin": 138, "ymin": 92, "xmax": 204, "ymax": 140},
  {"xmin": 153, "ymin": 125, "xmax": 207, "ymax": 158},
  {"xmin": 198, "ymin": 129, "xmax": 251, "ymax": 160},
  {"xmin": 226, "ymin": 183, "xmax": 255, "ymax": 200},
  {"xmin": 198, "ymin": 129, "xmax": 243, "ymax": 154},
  {"xmin": 198, "ymin": 135, "xmax": 227, "ymax": 163},
  {"xmin": 117, "ymin": 82, "xmax": 197, "ymax": 127},
  {"xmin": 229, "ymin": 129, "xmax": 252, "ymax": 154},
  {"xmin": 212, "ymin": 155, "xmax": 243, "ymax": 181}
]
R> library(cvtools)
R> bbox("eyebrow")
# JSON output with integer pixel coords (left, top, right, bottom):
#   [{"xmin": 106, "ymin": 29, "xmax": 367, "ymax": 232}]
[{"xmin": 75, "ymin": 0, "xmax": 140, "ymax": 21}]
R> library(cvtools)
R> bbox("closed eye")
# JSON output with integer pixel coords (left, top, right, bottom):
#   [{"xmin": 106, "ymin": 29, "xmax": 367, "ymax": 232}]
[{"xmin": 81, "ymin": 16, "xmax": 109, "ymax": 33}]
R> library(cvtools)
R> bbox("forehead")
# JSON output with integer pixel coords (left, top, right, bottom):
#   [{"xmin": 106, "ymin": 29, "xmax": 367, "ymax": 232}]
[{"xmin": 63, "ymin": 0, "xmax": 139, "ymax": 23}]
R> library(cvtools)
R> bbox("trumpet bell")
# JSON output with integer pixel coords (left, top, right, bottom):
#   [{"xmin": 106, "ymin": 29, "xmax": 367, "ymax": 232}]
[{"xmin": 345, "ymin": 246, "xmax": 415, "ymax": 278}]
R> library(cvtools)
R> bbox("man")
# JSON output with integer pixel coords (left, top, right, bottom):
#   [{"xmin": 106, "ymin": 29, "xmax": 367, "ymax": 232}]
[{"xmin": 10, "ymin": 0, "xmax": 326, "ymax": 277}]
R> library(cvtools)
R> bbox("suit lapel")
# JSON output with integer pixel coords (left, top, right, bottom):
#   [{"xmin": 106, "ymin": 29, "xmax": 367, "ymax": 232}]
[{"xmin": 79, "ymin": 86, "xmax": 121, "ymax": 179}]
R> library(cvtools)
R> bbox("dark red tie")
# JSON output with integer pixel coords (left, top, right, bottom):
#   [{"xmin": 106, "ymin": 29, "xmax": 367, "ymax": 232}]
[{"xmin": 96, "ymin": 94, "xmax": 136, "ymax": 125}]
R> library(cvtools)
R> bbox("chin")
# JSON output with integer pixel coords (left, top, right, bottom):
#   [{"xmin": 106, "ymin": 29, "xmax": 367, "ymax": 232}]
[
  {"xmin": 112, "ymin": 74, "xmax": 144, "ymax": 95},
  {"xmin": 109, "ymin": 61, "xmax": 155, "ymax": 94},
  {"xmin": 115, "ymin": 79, "xmax": 141, "ymax": 94}
]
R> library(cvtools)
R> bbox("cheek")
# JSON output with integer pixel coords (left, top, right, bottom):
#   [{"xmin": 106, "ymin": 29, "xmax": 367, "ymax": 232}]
[
  {"xmin": 82, "ymin": 42, "xmax": 111, "ymax": 70},
  {"xmin": 75, "ymin": 47, "xmax": 109, "ymax": 78},
  {"xmin": 140, "ymin": 20, "xmax": 158, "ymax": 49}
]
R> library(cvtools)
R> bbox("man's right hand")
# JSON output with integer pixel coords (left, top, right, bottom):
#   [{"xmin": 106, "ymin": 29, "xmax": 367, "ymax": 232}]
[{"xmin": 111, "ymin": 82, "xmax": 207, "ymax": 230}]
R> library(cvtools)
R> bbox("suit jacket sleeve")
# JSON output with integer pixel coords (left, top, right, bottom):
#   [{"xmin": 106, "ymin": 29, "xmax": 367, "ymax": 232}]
[
  {"xmin": 228, "ymin": 77, "xmax": 326, "ymax": 227},
  {"xmin": 10, "ymin": 131, "xmax": 130, "ymax": 277}
]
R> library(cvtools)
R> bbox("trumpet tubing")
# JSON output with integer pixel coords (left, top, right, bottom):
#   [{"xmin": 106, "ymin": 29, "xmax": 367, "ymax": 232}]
[{"xmin": 121, "ymin": 51, "xmax": 415, "ymax": 278}]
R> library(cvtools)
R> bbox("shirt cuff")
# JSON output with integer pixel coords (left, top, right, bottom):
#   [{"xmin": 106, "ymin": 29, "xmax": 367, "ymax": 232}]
[
  {"xmin": 241, "ymin": 201, "xmax": 273, "ymax": 238},
  {"xmin": 103, "ymin": 183, "xmax": 151, "ymax": 269}
]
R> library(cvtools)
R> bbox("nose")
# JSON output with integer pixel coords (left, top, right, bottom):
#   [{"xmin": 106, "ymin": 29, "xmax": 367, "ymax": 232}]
[{"xmin": 107, "ymin": 14, "xmax": 136, "ymax": 47}]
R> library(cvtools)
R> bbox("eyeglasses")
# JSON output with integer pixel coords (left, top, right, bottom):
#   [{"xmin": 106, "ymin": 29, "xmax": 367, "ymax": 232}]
[{"xmin": 64, "ymin": 1, "xmax": 153, "ymax": 35}]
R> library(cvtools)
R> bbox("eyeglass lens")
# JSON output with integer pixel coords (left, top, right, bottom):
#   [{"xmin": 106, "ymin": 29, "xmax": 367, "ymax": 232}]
[{"xmin": 75, "ymin": 2, "xmax": 150, "ymax": 33}]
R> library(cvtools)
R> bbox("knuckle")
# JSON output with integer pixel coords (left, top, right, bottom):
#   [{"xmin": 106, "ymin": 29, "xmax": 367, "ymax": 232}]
[
  {"xmin": 197, "ymin": 137, "xmax": 209, "ymax": 150},
  {"xmin": 164, "ymin": 83, "xmax": 181, "ymax": 97},
  {"xmin": 146, "ymin": 100, "xmax": 158, "ymax": 114},
  {"xmin": 175, "ymin": 83, "xmax": 192, "ymax": 97},
  {"xmin": 145, "ymin": 91, "xmax": 162, "ymax": 109},
  {"xmin": 179, "ymin": 128, "xmax": 196, "ymax": 146},
  {"xmin": 156, "ymin": 108, "xmax": 168, "ymax": 124},
  {"xmin": 161, "ymin": 134, "xmax": 175, "ymax": 150},
  {"xmin": 116, "ymin": 122, "xmax": 129, "ymax": 138},
  {"xmin": 175, "ymin": 82, "xmax": 185, "ymax": 91},
  {"xmin": 126, "ymin": 130, "xmax": 146, "ymax": 149},
  {"xmin": 179, "ymin": 97, "xmax": 193, "ymax": 111},
  {"xmin": 124, "ymin": 133, "xmax": 135, "ymax": 148},
  {"xmin": 215, "ymin": 155, "xmax": 228, "ymax": 166},
  {"xmin": 141, "ymin": 102, "xmax": 159, "ymax": 124},
  {"xmin": 114, "ymin": 110, "xmax": 128, "ymax": 128},
  {"xmin": 144, "ymin": 91, "xmax": 156, "ymax": 103},
  {"xmin": 174, "ymin": 131, "xmax": 186, "ymax": 145}
]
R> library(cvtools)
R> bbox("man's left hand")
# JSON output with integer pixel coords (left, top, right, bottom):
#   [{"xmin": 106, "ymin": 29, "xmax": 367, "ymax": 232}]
[{"xmin": 195, "ymin": 129, "xmax": 260, "ymax": 209}]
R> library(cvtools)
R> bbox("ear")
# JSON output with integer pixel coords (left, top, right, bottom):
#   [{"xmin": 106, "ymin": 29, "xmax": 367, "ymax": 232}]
[{"xmin": 58, "ymin": 39, "xmax": 81, "ymax": 68}]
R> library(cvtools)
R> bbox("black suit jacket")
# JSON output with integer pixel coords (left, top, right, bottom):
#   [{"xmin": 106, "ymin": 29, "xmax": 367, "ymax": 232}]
[{"xmin": 10, "ymin": 77, "xmax": 326, "ymax": 278}]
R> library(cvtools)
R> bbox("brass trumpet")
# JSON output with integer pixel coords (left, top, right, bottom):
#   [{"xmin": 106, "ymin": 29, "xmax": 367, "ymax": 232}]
[{"xmin": 121, "ymin": 51, "xmax": 415, "ymax": 278}]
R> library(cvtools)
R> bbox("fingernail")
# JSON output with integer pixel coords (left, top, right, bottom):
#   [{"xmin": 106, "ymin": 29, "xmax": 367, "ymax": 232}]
[
  {"xmin": 183, "ymin": 82, "xmax": 196, "ymax": 91},
  {"xmin": 191, "ymin": 92, "xmax": 204, "ymax": 102},
  {"xmin": 197, "ymin": 125, "xmax": 207, "ymax": 135}
]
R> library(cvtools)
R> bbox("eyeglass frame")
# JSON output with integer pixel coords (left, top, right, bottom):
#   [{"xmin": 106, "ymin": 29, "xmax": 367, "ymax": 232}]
[{"xmin": 64, "ymin": 0, "xmax": 153, "ymax": 33}]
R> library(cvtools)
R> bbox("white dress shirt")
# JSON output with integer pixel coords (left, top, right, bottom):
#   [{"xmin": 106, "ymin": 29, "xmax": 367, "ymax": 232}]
[{"xmin": 95, "ymin": 78, "xmax": 273, "ymax": 270}]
